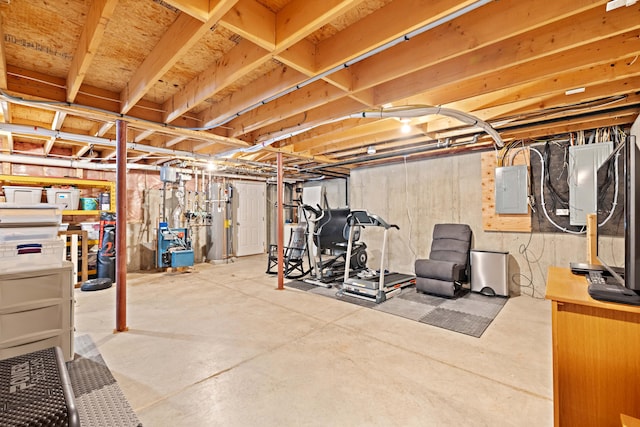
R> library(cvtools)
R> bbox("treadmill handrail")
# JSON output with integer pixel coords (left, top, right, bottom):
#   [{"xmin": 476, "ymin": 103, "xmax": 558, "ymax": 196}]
[{"xmin": 347, "ymin": 210, "xmax": 399, "ymax": 230}]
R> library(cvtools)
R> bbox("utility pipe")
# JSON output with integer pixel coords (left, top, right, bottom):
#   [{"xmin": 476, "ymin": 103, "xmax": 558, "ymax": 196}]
[
  {"xmin": 276, "ymin": 152, "xmax": 284, "ymax": 291},
  {"xmin": 348, "ymin": 106, "xmax": 504, "ymax": 147},
  {"xmin": 0, "ymin": 153, "xmax": 271, "ymax": 182},
  {"xmin": 115, "ymin": 119, "xmax": 127, "ymax": 332},
  {"xmin": 0, "ymin": 123, "xmax": 215, "ymax": 161},
  {"xmin": 207, "ymin": 0, "xmax": 493, "ymax": 130}
]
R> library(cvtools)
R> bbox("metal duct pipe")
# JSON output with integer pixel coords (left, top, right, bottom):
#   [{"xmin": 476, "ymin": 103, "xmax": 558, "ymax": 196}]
[
  {"xmin": 0, "ymin": 154, "xmax": 270, "ymax": 181},
  {"xmin": 0, "ymin": 123, "xmax": 215, "ymax": 161},
  {"xmin": 349, "ymin": 106, "xmax": 504, "ymax": 148},
  {"xmin": 208, "ymin": 0, "xmax": 493, "ymax": 129}
]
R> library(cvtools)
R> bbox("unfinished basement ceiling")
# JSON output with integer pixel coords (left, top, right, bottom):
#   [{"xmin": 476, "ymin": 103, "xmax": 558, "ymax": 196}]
[{"xmin": 0, "ymin": 0, "xmax": 639, "ymax": 180}]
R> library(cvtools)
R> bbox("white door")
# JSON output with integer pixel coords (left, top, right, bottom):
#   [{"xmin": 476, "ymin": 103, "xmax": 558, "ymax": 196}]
[{"xmin": 235, "ymin": 182, "xmax": 266, "ymax": 256}]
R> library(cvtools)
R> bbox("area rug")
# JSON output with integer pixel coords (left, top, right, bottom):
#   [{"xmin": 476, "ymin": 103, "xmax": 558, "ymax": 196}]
[
  {"xmin": 66, "ymin": 334, "xmax": 143, "ymax": 427},
  {"xmin": 286, "ymin": 281, "xmax": 507, "ymax": 338}
]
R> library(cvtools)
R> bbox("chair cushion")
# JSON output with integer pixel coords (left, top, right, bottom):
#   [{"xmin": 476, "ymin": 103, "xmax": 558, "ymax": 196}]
[
  {"xmin": 415, "ymin": 277, "xmax": 456, "ymax": 297},
  {"xmin": 415, "ymin": 259, "xmax": 459, "ymax": 281},
  {"xmin": 430, "ymin": 224, "xmax": 471, "ymax": 266},
  {"xmin": 432, "ymin": 223, "xmax": 472, "ymax": 242}
]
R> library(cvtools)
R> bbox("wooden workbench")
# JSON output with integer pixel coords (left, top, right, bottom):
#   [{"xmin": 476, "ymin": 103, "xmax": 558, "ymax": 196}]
[{"xmin": 546, "ymin": 267, "xmax": 640, "ymax": 427}]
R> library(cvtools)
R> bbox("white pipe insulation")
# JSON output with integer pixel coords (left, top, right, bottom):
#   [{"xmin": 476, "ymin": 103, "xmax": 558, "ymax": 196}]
[
  {"xmin": 0, "ymin": 123, "xmax": 213, "ymax": 161},
  {"xmin": 0, "ymin": 154, "xmax": 268, "ymax": 181},
  {"xmin": 348, "ymin": 106, "xmax": 504, "ymax": 148}
]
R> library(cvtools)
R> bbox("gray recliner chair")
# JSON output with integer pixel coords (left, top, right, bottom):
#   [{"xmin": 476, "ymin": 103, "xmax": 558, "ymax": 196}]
[{"xmin": 414, "ymin": 224, "xmax": 472, "ymax": 297}]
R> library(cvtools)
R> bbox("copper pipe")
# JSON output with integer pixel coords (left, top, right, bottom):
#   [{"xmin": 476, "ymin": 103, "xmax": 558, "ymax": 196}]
[
  {"xmin": 276, "ymin": 152, "xmax": 284, "ymax": 290},
  {"xmin": 115, "ymin": 119, "xmax": 128, "ymax": 331}
]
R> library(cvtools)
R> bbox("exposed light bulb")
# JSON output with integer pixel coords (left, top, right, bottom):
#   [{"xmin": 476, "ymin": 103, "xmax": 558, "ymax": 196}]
[
  {"xmin": 401, "ymin": 123, "xmax": 411, "ymax": 133},
  {"xmin": 367, "ymin": 146, "xmax": 376, "ymax": 155}
]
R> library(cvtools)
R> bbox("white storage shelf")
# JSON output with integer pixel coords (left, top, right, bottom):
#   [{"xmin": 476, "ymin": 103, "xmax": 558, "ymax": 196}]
[
  {"xmin": 0, "ymin": 240, "xmax": 65, "ymax": 274},
  {"xmin": 0, "ymin": 262, "xmax": 74, "ymax": 361}
]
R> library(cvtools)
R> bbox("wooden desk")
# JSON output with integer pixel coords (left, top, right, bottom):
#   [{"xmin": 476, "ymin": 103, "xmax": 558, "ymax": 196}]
[{"xmin": 546, "ymin": 267, "xmax": 640, "ymax": 427}]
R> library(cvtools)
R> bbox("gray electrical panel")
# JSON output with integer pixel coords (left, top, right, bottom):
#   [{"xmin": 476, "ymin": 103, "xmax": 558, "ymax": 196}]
[
  {"xmin": 568, "ymin": 142, "xmax": 613, "ymax": 226},
  {"xmin": 160, "ymin": 166, "xmax": 178, "ymax": 183},
  {"xmin": 495, "ymin": 165, "xmax": 528, "ymax": 214}
]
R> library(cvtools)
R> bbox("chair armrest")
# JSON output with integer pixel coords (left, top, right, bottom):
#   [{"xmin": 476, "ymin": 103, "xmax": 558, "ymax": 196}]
[{"xmin": 415, "ymin": 259, "xmax": 464, "ymax": 282}]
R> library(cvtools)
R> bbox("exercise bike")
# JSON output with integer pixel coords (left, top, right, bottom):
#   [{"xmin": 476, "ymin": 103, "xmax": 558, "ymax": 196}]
[{"xmin": 302, "ymin": 204, "xmax": 368, "ymax": 288}]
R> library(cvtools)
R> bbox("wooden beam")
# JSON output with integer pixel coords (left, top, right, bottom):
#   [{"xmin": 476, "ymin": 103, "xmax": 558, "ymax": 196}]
[
  {"xmin": 219, "ymin": 0, "xmax": 276, "ymax": 50},
  {"xmin": 249, "ymin": 97, "xmax": 368, "ymax": 147},
  {"xmin": 174, "ymin": 1, "xmax": 363, "ymax": 126},
  {"xmin": 102, "ymin": 149, "xmax": 117, "ymax": 159},
  {"xmin": 161, "ymin": 0, "xmax": 211, "ymax": 21},
  {"xmin": 163, "ymin": 39, "xmax": 270, "ymax": 123},
  {"xmin": 228, "ymin": 80, "xmax": 348, "ymax": 137},
  {"xmin": 5, "ymin": 67, "xmax": 250, "ymax": 149},
  {"xmin": 373, "ymin": 29, "xmax": 640, "ymax": 108},
  {"xmin": 0, "ymin": 101, "xmax": 9, "ymax": 124},
  {"xmin": 134, "ymin": 129, "xmax": 155, "ymax": 142},
  {"xmin": 0, "ymin": 131, "xmax": 12, "ymax": 155},
  {"xmin": 95, "ymin": 122, "xmax": 114, "ymax": 137},
  {"xmin": 315, "ymin": 0, "xmax": 478, "ymax": 73},
  {"xmin": 44, "ymin": 111, "xmax": 68, "ymax": 155},
  {"xmin": 354, "ymin": 0, "xmax": 622, "ymax": 93},
  {"xmin": 276, "ymin": 0, "xmax": 362, "ymax": 47},
  {"xmin": 120, "ymin": 0, "xmax": 237, "ymax": 114},
  {"xmin": 66, "ymin": 0, "xmax": 119, "ymax": 102},
  {"xmin": 198, "ymin": 65, "xmax": 307, "ymax": 128},
  {"xmin": 128, "ymin": 153, "xmax": 149, "ymax": 163},
  {"xmin": 75, "ymin": 145, "xmax": 93, "ymax": 158},
  {"xmin": 165, "ymin": 135, "xmax": 188, "ymax": 147}
]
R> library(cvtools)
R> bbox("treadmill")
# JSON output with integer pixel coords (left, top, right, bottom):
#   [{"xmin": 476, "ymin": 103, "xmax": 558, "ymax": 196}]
[{"xmin": 339, "ymin": 210, "xmax": 415, "ymax": 303}]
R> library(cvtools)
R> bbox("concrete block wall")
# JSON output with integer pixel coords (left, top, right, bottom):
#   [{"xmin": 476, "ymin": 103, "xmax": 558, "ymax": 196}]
[{"xmin": 350, "ymin": 151, "xmax": 623, "ymax": 297}]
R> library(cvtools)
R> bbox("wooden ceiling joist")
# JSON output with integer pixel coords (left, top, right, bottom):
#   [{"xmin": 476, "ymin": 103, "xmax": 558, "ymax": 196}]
[{"xmin": 0, "ymin": 0, "xmax": 637, "ymax": 178}]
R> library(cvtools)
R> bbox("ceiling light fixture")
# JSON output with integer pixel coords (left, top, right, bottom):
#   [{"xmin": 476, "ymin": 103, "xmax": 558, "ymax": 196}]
[
  {"xmin": 401, "ymin": 123, "xmax": 411, "ymax": 134},
  {"xmin": 367, "ymin": 146, "xmax": 376, "ymax": 155},
  {"xmin": 565, "ymin": 87, "xmax": 586, "ymax": 96}
]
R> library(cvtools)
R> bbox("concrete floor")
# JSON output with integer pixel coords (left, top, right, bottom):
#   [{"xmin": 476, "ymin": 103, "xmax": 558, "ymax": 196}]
[{"xmin": 74, "ymin": 255, "xmax": 554, "ymax": 426}]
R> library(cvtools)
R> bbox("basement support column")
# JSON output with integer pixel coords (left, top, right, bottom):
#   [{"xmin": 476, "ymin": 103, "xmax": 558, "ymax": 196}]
[
  {"xmin": 115, "ymin": 120, "xmax": 128, "ymax": 332},
  {"xmin": 276, "ymin": 152, "xmax": 284, "ymax": 290}
]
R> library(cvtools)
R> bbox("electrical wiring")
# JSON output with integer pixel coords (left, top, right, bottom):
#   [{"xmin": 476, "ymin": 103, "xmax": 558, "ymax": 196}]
[
  {"xmin": 596, "ymin": 142, "xmax": 621, "ymax": 227},
  {"xmin": 531, "ymin": 147, "xmax": 586, "ymax": 235},
  {"xmin": 543, "ymin": 141, "xmax": 569, "ymax": 210},
  {"xmin": 403, "ymin": 156, "xmax": 417, "ymax": 260},
  {"xmin": 512, "ymin": 214, "xmax": 547, "ymax": 299}
]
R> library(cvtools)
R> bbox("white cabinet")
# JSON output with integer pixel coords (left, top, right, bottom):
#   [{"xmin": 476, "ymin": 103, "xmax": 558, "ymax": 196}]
[{"xmin": 0, "ymin": 262, "xmax": 74, "ymax": 361}]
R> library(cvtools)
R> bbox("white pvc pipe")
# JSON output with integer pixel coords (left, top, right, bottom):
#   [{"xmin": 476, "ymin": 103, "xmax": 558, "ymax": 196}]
[
  {"xmin": 0, "ymin": 154, "xmax": 268, "ymax": 181},
  {"xmin": 349, "ymin": 106, "xmax": 504, "ymax": 148},
  {"xmin": 0, "ymin": 123, "xmax": 214, "ymax": 161}
]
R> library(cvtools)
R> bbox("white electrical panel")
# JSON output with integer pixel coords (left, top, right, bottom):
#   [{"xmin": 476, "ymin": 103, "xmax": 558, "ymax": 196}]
[
  {"xmin": 568, "ymin": 142, "xmax": 613, "ymax": 226},
  {"xmin": 495, "ymin": 165, "xmax": 528, "ymax": 214}
]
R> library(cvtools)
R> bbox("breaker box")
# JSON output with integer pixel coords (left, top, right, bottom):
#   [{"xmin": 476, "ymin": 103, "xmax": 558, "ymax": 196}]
[
  {"xmin": 568, "ymin": 142, "xmax": 613, "ymax": 226},
  {"xmin": 495, "ymin": 165, "xmax": 528, "ymax": 214}
]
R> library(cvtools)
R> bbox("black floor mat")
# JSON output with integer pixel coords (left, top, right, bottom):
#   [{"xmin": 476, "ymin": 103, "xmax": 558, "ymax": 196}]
[
  {"xmin": 285, "ymin": 281, "xmax": 507, "ymax": 337},
  {"xmin": 67, "ymin": 335, "xmax": 142, "ymax": 427}
]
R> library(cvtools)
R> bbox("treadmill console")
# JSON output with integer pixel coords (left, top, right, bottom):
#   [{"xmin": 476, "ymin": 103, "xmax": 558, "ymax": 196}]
[{"xmin": 348, "ymin": 210, "xmax": 396, "ymax": 229}]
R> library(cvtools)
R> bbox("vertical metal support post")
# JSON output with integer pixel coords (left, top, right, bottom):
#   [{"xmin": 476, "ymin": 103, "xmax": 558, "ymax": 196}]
[
  {"xmin": 276, "ymin": 152, "xmax": 284, "ymax": 290},
  {"xmin": 115, "ymin": 120, "xmax": 128, "ymax": 332}
]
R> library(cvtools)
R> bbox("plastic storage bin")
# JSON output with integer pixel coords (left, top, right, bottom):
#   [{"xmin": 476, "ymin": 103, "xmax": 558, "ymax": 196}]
[
  {"xmin": 80, "ymin": 222, "xmax": 100, "ymax": 240},
  {"xmin": 0, "ymin": 204, "xmax": 62, "ymax": 226},
  {"xmin": 0, "ymin": 240, "xmax": 65, "ymax": 274},
  {"xmin": 46, "ymin": 188, "xmax": 80, "ymax": 210},
  {"xmin": 0, "ymin": 226, "xmax": 59, "ymax": 243},
  {"xmin": 0, "ymin": 263, "xmax": 74, "ymax": 361},
  {"xmin": 2, "ymin": 186, "xmax": 43, "ymax": 204},
  {"xmin": 80, "ymin": 197, "xmax": 98, "ymax": 210}
]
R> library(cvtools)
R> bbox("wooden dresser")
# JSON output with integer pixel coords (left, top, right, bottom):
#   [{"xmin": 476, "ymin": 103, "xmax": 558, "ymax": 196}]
[{"xmin": 546, "ymin": 267, "xmax": 640, "ymax": 427}]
